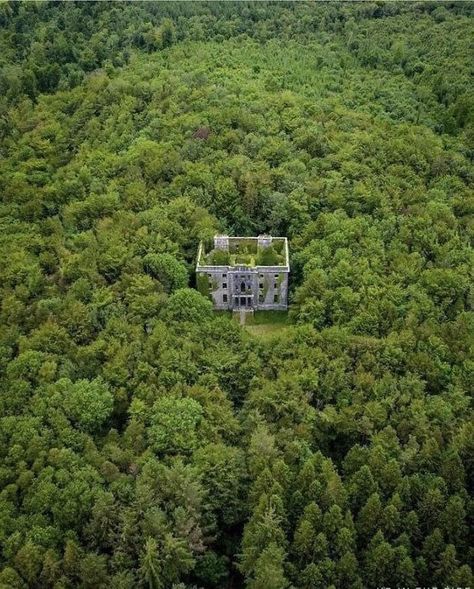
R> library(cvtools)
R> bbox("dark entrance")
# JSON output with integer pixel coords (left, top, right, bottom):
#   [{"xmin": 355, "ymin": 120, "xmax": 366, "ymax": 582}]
[{"xmin": 234, "ymin": 295, "xmax": 253, "ymax": 309}]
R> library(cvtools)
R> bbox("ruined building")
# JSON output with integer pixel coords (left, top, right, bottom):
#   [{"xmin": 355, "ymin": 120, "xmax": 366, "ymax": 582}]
[{"xmin": 196, "ymin": 235, "xmax": 289, "ymax": 311}]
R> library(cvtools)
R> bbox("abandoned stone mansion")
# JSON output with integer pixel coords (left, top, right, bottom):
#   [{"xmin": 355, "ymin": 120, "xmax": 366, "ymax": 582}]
[{"xmin": 196, "ymin": 235, "xmax": 289, "ymax": 311}]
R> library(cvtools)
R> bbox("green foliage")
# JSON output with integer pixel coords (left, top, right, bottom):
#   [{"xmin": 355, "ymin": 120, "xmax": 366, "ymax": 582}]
[
  {"xmin": 158, "ymin": 18, "xmax": 176, "ymax": 49},
  {"xmin": 249, "ymin": 543, "xmax": 288, "ymax": 589},
  {"xmin": 139, "ymin": 534, "xmax": 193, "ymax": 589},
  {"xmin": 61, "ymin": 378, "xmax": 114, "ymax": 432},
  {"xmin": 208, "ymin": 249, "xmax": 231, "ymax": 265},
  {"xmin": 256, "ymin": 246, "xmax": 282, "ymax": 266},
  {"xmin": 164, "ymin": 288, "xmax": 213, "ymax": 323},
  {"xmin": 196, "ymin": 272, "xmax": 212, "ymax": 298},
  {"xmin": 0, "ymin": 3, "xmax": 472, "ymax": 588},
  {"xmin": 143, "ymin": 253, "xmax": 188, "ymax": 293},
  {"xmin": 149, "ymin": 396, "xmax": 203, "ymax": 454}
]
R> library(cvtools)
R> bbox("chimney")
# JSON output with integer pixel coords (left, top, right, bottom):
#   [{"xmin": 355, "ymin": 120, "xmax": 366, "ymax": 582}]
[
  {"xmin": 214, "ymin": 235, "xmax": 229, "ymax": 250},
  {"xmin": 257, "ymin": 234, "xmax": 272, "ymax": 249}
]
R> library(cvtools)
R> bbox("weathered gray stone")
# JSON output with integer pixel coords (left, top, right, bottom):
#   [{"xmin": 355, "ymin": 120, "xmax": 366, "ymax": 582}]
[
  {"xmin": 257, "ymin": 234, "xmax": 272, "ymax": 249},
  {"xmin": 196, "ymin": 235, "xmax": 289, "ymax": 311},
  {"xmin": 214, "ymin": 235, "xmax": 229, "ymax": 250}
]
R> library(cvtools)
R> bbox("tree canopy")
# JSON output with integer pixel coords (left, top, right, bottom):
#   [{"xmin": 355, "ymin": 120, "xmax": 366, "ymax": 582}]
[{"xmin": 0, "ymin": 2, "xmax": 473, "ymax": 588}]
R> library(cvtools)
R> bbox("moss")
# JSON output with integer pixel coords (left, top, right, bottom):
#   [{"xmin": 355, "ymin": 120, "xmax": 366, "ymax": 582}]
[
  {"xmin": 256, "ymin": 245, "xmax": 282, "ymax": 266},
  {"xmin": 229, "ymin": 238, "xmax": 257, "ymax": 254},
  {"xmin": 273, "ymin": 239, "xmax": 285, "ymax": 254},
  {"xmin": 234, "ymin": 254, "xmax": 255, "ymax": 266},
  {"xmin": 197, "ymin": 273, "xmax": 211, "ymax": 299},
  {"xmin": 203, "ymin": 242, "xmax": 284, "ymax": 268},
  {"xmin": 208, "ymin": 250, "xmax": 231, "ymax": 265},
  {"xmin": 197, "ymin": 274, "xmax": 220, "ymax": 301},
  {"xmin": 259, "ymin": 275, "xmax": 270, "ymax": 302}
]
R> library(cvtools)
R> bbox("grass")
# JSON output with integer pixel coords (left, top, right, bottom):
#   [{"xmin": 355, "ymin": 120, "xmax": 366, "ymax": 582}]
[
  {"xmin": 217, "ymin": 309, "xmax": 290, "ymax": 339},
  {"xmin": 245, "ymin": 310, "xmax": 289, "ymax": 325},
  {"xmin": 231, "ymin": 253, "xmax": 256, "ymax": 266},
  {"xmin": 202, "ymin": 244, "xmax": 286, "ymax": 267},
  {"xmin": 214, "ymin": 310, "xmax": 232, "ymax": 317},
  {"xmin": 245, "ymin": 323, "xmax": 289, "ymax": 337},
  {"xmin": 244, "ymin": 310, "xmax": 291, "ymax": 339}
]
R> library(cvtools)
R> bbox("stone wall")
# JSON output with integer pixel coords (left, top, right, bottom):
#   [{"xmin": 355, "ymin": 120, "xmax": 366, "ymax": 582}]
[
  {"xmin": 214, "ymin": 235, "xmax": 229, "ymax": 250},
  {"xmin": 257, "ymin": 267, "xmax": 288, "ymax": 310},
  {"xmin": 196, "ymin": 236, "xmax": 289, "ymax": 311},
  {"xmin": 197, "ymin": 265, "xmax": 288, "ymax": 311}
]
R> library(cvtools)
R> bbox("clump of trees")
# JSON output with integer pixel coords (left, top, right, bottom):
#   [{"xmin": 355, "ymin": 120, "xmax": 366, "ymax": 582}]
[
  {"xmin": 208, "ymin": 249, "xmax": 231, "ymax": 266},
  {"xmin": 256, "ymin": 245, "xmax": 282, "ymax": 266}
]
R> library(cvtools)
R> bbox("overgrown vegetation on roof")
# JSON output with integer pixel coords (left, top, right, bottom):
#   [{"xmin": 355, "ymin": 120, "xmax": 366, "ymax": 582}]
[{"xmin": 200, "ymin": 239, "xmax": 287, "ymax": 267}]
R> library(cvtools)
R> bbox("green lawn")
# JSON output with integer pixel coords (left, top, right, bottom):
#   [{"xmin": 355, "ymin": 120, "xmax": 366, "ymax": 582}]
[
  {"xmin": 244, "ymin": 310, "xmax": 287, "ymax": 324},
  {"xmin": 244, "ymin": 310, "xmax": 290, "ymax": 338}
]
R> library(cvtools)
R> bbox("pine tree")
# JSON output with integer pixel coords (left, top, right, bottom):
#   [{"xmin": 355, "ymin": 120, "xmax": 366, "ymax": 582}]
[
  {"xmin": 139, "ymin": 538, "xmax": 162, "ymax": 589},
  {"xmin": 249, "ymin": 543, "xmax": 289, "ymax": 589},
  {"xmin": 434, "ymin": 544, "xmax": 458, "ymax": 586},
  {"xmin": 357, "ymin": 493, "xmax": 382, "ymax": 541}
]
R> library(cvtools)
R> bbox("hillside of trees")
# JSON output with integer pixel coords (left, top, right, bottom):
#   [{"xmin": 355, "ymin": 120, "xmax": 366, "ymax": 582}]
[{"xmin": 0, "ymin": 2, "xmax": 473, "ymax": 588}]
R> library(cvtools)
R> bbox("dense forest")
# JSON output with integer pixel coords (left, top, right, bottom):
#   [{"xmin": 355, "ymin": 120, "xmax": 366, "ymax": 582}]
[{"xmin": 0, "ymin": 2, "xmax": 473, "ymax": 588}]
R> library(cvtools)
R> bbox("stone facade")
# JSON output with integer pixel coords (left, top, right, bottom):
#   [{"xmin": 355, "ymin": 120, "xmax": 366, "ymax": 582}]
[{"xmin": 196, "ymin": 235, "xmax": 289, "ymax": 311}]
